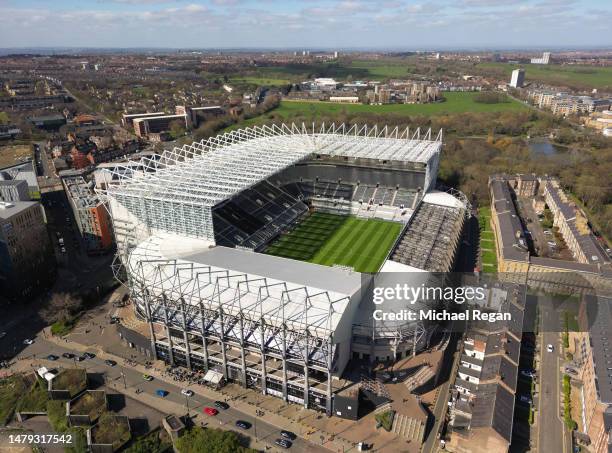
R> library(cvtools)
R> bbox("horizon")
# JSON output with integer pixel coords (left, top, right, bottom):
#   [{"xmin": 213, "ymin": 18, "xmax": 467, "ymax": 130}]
[{"xmin": 1, "ymin": 0, "xmax": 611, "ymax": 49}]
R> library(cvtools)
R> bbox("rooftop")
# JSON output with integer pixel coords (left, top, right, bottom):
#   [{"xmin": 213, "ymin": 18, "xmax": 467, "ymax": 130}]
[
  {"xmin": 0, "ymin": 200, "xmax": 38, "ymax": 220},
  {"xmin": 103, "ymin": 123, "xmax": 442, "ymax": 209}
]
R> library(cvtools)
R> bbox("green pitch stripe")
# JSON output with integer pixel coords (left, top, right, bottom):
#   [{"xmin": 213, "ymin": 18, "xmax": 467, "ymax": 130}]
[
  {"xmin": 310, "ymin": 217, "xmax": 359, "ymax": 266},
  {"xmin": 335, "ymin": 220, "xmax": 381, "ymax": 268}
]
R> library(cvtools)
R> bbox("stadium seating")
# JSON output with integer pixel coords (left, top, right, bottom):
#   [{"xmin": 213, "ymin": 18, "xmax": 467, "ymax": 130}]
[
  {"xmin": 390, "ymin": 201, "xmax": 465, "ymax": 272},
  {"xmin": 213, "ymin": 180, "xmax": 308, "ymax": 250}
]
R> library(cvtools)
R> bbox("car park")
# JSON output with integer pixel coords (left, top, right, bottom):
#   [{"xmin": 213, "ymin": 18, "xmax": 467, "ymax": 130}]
[
  {"xmin": 204, "ymin": 407, "xmax": 218, "ymax": 416},
  {"xmin": 235, "ymin": 420, "xmax": 251, "ymax": 430},
  {"xmin": 142, "ymin": 374, "xmax": 154, "ymax": 381},
  {"xmin": 280, "ymin": 431, "xmax": 297, "ymax": 440},
  {"xmin": 275, "ymin": 438, "xmax": 292, "ymax": 449},
  {"xmin": 181, "ymin": 389, "xmax": 194, "ymax": 397},
  {"xmin": 214, "ymin": 401, "xmax": 229, "ymax": 410}
]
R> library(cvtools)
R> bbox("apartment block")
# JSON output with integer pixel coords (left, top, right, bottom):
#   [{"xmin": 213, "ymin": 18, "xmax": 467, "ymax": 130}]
[{"xmin": 62, "ymin": 176, "xmax": 113, "ymax": 255}]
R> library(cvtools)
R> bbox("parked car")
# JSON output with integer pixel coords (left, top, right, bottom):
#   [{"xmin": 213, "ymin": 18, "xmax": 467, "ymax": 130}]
[
  {"xmin": 62, "ymin": 352, "xmax": 75, "ymax": 359},
  {"xmin": 547, "ymin": 241, "xmax": 557, "ymax": 247},
  {"xmin": 0, "ymin": 332, "xmax": 6, "ymax": 339},
  {"xmin": 142, "ymin": 374, "xmax": 154, "ymax": 381},
  {"xmin": 60, "ymin": 247, "xmax": 66, "ymax": 253},
  {"xmin": 204, "ymin": 407, "xmax": 218, "ymax": 416},
  {"xmin": 83, "ymin": 352, "xmax": 96, "ymax": 359},
  {"xmin": 75, "ymin": 355, "xmax": 85, "ymax": 362},
  {"xmin": 519, "ymin": 395, "xmax": 533, "ymax": 405},
  {"xmin": 214, "ymin": 401, "xmax": 229, "ymax": 410},
  {"xmin": 275, "ymin": 438, "xmax": 292, "ymax": 449},
  {"xmin": 181, "ymin": 389, "xmax": 194, "ymax": 397},
  {"xmin": 520, "ymin": 369, "xmax": 536, "ymax": 378},
  {"xmin": 23, "ymin": 338, "xmax": 34, "ymax": 345},
  {"xmin": 565, "ymin": 367, "xmax": 578, "ymax": 375},
  {"xmin": 547, "ymin": 344, "xmax": 554, "ymax": 353},
  {"xmin": 235, "ymin": 420, "xmax": 251, "ymax": 430},
  {"xmin": 46, "ymin": 354, "xmax": 59, "ymax": 361},
  {"xmin": 544, "ymin": 230, "xmax": 552, "ymax": 235},
  {"xmin": 104, "ymin": 360, "xmax": 117, "ymax": 367},
  {"xmin": 155, "ymin": 389, "xmax": 168, "ymax": 397},
  {"xmin": 280, "ymin": 430, "xmax": 297, "ymax": 440}
]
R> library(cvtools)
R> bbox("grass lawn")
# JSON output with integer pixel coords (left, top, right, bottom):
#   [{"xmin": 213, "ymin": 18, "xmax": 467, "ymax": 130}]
[
  {"xmin": 0, "ymin": 144, "xmax": 33, "ymax": 169},
  {"xmin": 477, "ymin": 62, "xmax": 612, "ymax": 91},
  {"xmin": 265, "ymin": 212, "xmax": 402, "ymax": 273},
  {"xmin": 478, "ymin": 206, "xmax": 498, "ymax": 272}
]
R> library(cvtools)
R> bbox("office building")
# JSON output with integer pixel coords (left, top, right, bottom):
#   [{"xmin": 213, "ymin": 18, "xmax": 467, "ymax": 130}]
[
  {"xmin": 132, "ymin": 114, "xmax": 188, "ymax": 138},
  {"xmin": 0, "ymin": 180, "xmax": 30, "ymax": 202},
  {"xmin": 0, "ymin": 201, "xmax": 55, "ymax": 301}
]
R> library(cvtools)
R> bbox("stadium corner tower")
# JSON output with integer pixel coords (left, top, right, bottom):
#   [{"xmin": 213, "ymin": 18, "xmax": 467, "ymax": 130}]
[{"xmin": 101, "ymin": 123, "xmax": 468, "ymax": 413}]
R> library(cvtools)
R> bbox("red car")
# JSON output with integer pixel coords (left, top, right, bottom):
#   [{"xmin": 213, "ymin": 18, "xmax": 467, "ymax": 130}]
[{"xmin": 204, "ymin": 407, "xmax": 218, "ymax": 416}]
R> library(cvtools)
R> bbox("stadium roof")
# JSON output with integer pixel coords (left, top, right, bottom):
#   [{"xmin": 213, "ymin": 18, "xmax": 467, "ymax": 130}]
[
  {"xmin": 126, "ymin": 233, "xmax": 363, "ymax": 337},
  {"xmin": 103, "ymin": 123, "xmax": 442, "ymax": 208}
]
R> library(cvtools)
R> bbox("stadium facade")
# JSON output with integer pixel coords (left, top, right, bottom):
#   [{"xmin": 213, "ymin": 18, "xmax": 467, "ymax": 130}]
[{"xmin": 100, "ymin": 123, "xmax": 468, "ymax": 414}]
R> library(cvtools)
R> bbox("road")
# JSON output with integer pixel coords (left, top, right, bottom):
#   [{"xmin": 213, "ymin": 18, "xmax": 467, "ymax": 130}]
[
  {"xmin": 536, "ymin": 295, "xmax": 570, "ymax": 453},
  {"xmin": 16, "ymin": 338, "xmax": 328, "ymax": 453}
]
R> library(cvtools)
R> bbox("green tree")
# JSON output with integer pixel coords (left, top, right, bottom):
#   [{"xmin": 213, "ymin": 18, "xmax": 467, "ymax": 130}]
[{"xmin": 175, "ymin": 427, "xmax": 254, "ymax": 453}]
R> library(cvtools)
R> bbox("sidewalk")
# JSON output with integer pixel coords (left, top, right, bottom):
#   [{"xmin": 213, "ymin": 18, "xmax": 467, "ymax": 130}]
[{"xmin": 44, "ymin": 333, "xmax": 356, "ymax": 452}]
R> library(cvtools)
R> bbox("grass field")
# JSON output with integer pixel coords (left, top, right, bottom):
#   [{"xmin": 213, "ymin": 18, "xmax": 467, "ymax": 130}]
[
  {"xmin": 477, "ymin": 62, "xmax": 612, "ymax": 91},
  {"xmin": 265, "ymin": 212, "xmax": 402, "ymax": 273},
  {"xmin": 0, "ymin": 144, "xmax": 32, "ymax": 169},
  {"xmin": 232, "ymin": 92, "xmax": 526, "ymax": 131}
]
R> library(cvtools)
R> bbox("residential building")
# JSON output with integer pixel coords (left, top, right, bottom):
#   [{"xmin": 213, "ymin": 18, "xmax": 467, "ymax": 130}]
[
  {"xmin": 447, "ymin": 283, "xmax": 526, "ymax": 453},
  {"xmin": 531, "ymin": 52, "xmax": 551, "ymax": 64},
  {"xmin": 62, "ymin": 176, "xmax": 113, "ymax": 255},
  {"xmin": 132, "ymin": 114, "xmax": 188, "ymax": 138},
  {"xmin": 509, "ymin": 69, "xmax": 525, "ymax": 88},
  {"xmin": 0, "ymin": 201, "xmax": 55, "ymax": 301},
  {"xmin": 576, "ymin": 295, "xmax": 612, "ymax": 453},
  {"xmin": 121, "ymin": 111, "xmax": 166, "ymax": 128}
]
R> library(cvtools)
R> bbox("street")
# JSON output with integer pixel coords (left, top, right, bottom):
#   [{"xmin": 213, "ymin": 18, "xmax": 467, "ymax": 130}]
[
  {"xmin": 12, "ymin": 338, "xmax": 330, "ymax": 453},
  {"xmin": 536, "ymin": 295, "xmax": 570, "ymax": 453}
]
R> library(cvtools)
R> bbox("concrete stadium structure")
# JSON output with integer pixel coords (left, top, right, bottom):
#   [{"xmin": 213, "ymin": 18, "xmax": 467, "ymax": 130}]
[{"xmin": 100, "ymin": 123, "xmax": 468, "ymax": 414}]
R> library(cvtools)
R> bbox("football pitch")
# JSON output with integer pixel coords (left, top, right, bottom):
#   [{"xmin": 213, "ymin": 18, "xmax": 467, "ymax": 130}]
[{"xmin": 264, "ymin": 212, "xmax": 402, "ymax": 273}]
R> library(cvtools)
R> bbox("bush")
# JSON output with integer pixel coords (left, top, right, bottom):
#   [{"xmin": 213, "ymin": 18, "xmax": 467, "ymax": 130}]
[
  {"xmin": 47, "ymin": 400, "xmax": 69, "ymax": 432},
  {"xmin": 0, "ymin": 375, "xmax": 29, "ymax": 425},
  {"xmin": 16, "ymin": 378, "xmax": 49, "ymax": 413},
  {"xmin": 51, "ymin": 318, "xmax": 77, "ymax": 336},
  {"xmin": 375, "ymin": 410, "xmax": 395, "ymax": 432},
  {"xmin": 562, "ymin": 374, "xmax": 576, "ymax": 430}
]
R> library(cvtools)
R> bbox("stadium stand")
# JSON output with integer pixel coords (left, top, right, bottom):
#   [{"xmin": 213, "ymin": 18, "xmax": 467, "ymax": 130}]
[
  {"xmin": 390, "ymin": 194, "xmax": 466, "ymax": 272},
  {"xmin": 213, "ymin": 180, "xmax": 308, "ymax": 250}
]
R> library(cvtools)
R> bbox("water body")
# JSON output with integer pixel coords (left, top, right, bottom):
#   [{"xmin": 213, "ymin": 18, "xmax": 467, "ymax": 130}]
[{"xmin": 527, "ymin": 139, "xmax": 566, "ymax": 156}]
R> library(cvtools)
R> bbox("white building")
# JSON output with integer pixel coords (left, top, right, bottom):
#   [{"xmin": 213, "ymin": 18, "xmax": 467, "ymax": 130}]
[
  {"xmin": 531, "ymin": 52, "xmax": 551, "ymax": 65},
  {"xmin": 510, "ymin": 69, "xmax": 525, "ymax": 88}
]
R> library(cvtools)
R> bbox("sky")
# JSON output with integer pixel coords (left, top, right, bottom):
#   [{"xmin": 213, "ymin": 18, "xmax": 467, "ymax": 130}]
[{"xmin": 0, "ymin": 0, "xmax": 610, "ymax": 50}]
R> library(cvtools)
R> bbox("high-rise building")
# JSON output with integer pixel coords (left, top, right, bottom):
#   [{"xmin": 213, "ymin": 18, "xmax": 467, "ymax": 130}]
[
  {"xmin": 531, "ymin": 52, "xmax": 551, "ymax": 64},
  {"xmin": 0, "ymin": 201, "xmax": 55, "ymax": 301},
  {"xmin": 0, "ymin": 180, "xmax": 30, "ymax": 202},
  {"xmin": 510, "ymin": 69, "xmax": 525, "ymax": 88}
]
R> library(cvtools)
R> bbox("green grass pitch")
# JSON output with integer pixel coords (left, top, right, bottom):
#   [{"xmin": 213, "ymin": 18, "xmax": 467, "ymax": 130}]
[{"xmin": 264, "ymin": 212, "xmax": 403, "ymax": 273}]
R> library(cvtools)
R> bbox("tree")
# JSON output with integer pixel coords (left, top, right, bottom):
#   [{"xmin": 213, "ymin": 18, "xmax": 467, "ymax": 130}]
[
  {"xmin": 175, "ymin": 427, "xmax": 254, "ymax": 453},
  {"xmin": 42, "ymin": 293, "xmax": 82, "ymax": 323}
]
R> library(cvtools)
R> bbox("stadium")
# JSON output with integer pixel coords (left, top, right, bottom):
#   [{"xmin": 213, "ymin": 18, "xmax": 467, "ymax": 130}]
[{"xmin": 101, "ymin": 123, "xmax": 468, "ymax": 415}]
